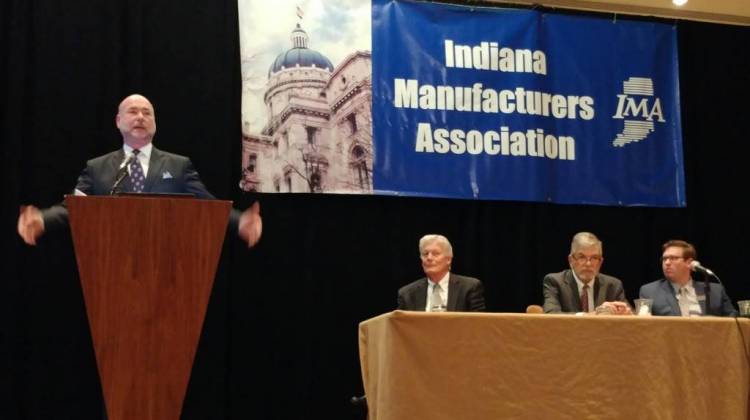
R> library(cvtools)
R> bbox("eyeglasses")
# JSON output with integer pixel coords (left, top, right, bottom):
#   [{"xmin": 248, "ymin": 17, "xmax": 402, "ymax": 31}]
[
  {"xmin": 571, "ymin": 254, "xmax": 602, "ymax": 264},
  {"xmin": 661, "ymin": 256, "xmax": 684, "ymax": 262}
]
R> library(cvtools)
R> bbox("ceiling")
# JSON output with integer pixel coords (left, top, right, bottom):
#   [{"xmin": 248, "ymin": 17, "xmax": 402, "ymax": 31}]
[{"xmin": 486, "ymin": 0, "xmax": 750, "ymax": 26}]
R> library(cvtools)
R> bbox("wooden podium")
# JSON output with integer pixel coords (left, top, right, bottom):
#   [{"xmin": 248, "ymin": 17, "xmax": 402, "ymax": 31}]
[{"xmin": 65, "ymin": 195, "xmax": 231, "ymax": 420}]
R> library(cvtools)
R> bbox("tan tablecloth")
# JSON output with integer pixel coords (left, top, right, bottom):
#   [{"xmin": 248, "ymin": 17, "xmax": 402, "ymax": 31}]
[{"xmin": 359, "ymin": 311, "xmax": 750, "ymax": 420}]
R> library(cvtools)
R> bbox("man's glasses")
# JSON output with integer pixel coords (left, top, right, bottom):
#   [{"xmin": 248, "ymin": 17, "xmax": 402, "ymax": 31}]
[
  {"xmin": 571, "ymin": 254, "xmax": 602, "ymax": 264},
  {"xmin": 661, "ymin": 256, "xmax": 684, "ymax": 262}
]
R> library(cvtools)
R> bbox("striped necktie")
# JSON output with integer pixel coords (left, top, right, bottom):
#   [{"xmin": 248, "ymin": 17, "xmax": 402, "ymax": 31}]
[{"xmin": 431, "ymin": 284, "xmax": 445, "ymax": 312}]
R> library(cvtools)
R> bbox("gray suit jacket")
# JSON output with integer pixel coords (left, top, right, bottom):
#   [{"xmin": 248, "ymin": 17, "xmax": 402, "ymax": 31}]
[
  {"xmin": 639, "ymin": 278, "xmax": 738, "ymax": 317},
  {"xmin": 543, "ymin": 269, "xmax": 627, "ymax": 313},
  {"xmin": 41, "ymin": 146, "xmax": 239, "ymax": 231},
  {"xmin": 397, "ymin": 274, "xmax": 485, "ymax": 312}
]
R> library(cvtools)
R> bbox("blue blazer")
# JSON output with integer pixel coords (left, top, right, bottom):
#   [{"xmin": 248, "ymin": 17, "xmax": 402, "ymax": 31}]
[{"xmin": 639, "ymin": 278, "xmax": 737, "ymax": 317}]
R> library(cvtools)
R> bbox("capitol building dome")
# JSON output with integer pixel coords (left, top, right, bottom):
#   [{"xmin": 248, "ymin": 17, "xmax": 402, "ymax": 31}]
[
  {"xmin": 241, "ymin": 20, "xmax": 372, "ymax": 195},
  {"xmin": 268, "ymin": 24, "xmax": 333, "ymax": 76}
]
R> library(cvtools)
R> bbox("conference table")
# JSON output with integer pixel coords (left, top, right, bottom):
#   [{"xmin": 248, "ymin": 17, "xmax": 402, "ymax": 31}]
[{"xmin": 359, "ymin": 311, "xmax": 750, "ymax": 420}]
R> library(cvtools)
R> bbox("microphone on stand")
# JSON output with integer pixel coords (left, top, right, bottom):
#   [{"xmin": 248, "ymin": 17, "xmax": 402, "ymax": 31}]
[
  {"xmin": 690, "ymin": 260, "xmax": 723, "ymax": 316},
  {"xmin": 109, "ymin": 155, "xmax": 135, "ymax": 195},
  {"xmin": 689, "ymin": 260, "xmax": 716, "ymax": 277}
]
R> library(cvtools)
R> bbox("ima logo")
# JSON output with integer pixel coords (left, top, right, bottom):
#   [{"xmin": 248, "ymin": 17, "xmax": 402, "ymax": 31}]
[{"xmin": 611, "ymin": 77, "xmax": 665, "ymax": 147}]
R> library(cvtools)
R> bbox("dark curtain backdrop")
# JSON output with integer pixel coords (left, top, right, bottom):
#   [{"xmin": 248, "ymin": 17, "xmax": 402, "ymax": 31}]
[{"xmin": 2, "ymin": 1, "xmax": 749, "ymax": 419}]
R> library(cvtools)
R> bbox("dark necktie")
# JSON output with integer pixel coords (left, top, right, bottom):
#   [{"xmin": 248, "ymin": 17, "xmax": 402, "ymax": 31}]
[
  {"xmin": 129, "ymin": 149, "xmax": 145, "ymax": 193},
  {"xmin": 581, "ymin": 284, "xmax": 590, "ymax": 312}
]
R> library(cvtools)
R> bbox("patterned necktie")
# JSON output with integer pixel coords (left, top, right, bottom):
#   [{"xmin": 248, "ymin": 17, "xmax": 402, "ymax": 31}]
[
  {"xmin": 129, "ymin": 149, "xmax": 145, "ymax": 193},
  {"xmin": 581, "ymin": 284, "xmax": 590, "ymax": 312},
  {"xmin": 431, "ymin": 284, "xmax": 444, "ymax": 312},
  {"xmin": 678, "ymin": 287, "xmax": 690, "ymax": 317}
]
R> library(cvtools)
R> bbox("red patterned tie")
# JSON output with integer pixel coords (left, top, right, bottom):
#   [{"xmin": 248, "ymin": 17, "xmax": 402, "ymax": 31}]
[{"xmin": 581, "ymin": 285, "xmax": 590, "ymax": 312}]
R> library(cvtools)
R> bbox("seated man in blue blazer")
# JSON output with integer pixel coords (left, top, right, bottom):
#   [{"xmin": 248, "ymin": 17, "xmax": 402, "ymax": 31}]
[
  {"xmin": 543, "ymin": 232, "xmax": 631, "ymax": 314},
  {"xmin": 17, "ymin": 94, "xmax": 262, "ymax": 247},
  {"xmin": 397, "ymin": 234, "xmax": 485, "ymax": 312},
  {"xmin": 640, "ymin": 240, "xmax": 737, "ymax": 317}
]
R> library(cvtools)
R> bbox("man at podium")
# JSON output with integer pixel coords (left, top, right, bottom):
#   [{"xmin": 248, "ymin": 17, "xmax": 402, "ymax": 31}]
[{"xmin": 17, "ymin": 93, "xmax": 262, "ymax": 247}]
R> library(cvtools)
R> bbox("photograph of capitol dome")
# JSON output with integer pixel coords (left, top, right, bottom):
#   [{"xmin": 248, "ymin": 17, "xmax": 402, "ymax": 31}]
[{"xmin": 238, "ymin": 1, "xmax": 372, "ymax": 193}]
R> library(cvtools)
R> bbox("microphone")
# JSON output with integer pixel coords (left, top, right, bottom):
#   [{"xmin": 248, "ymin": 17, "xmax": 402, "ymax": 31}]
[
  {"xmin": 690, "ymin": 260, "xmax": 716, "ymax": 277},
  {"xmin": 690, "ymin": 261, "xmax": 733, "ymax": 316},
  {"xmin": 109, "ymin": 155, "xmax": 135, "ymax": 195}
]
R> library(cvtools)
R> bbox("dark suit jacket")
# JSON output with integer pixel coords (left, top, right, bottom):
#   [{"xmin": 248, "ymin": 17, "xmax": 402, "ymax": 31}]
[
  {"xmin": 639, "ymin": 278, "xmax": 738, "ymax": 317},
  {"xmin": 397, "ymin": 274, "xmax": 485, "ymax": 312},
  {"xmin": 543, "ymin": 269, "xmax": 627, "ymax": 313},
  {"xmin": 41, "ymin": 146, "xmax": 239, "ymax": 230}
]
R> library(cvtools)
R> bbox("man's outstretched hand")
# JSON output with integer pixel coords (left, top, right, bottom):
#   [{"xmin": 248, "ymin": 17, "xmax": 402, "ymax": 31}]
[
  {"xmin": 238, "ymin": 201, "xmax": 262, "ymax": 248},
  {"xmin": 18, "ymin": 205, "xmax": 45, "ymax": 246}
]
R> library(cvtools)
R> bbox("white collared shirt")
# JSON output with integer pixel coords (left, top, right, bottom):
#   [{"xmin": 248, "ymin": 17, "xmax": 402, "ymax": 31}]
[
  {"xmin": 671, "ymin": 279, "xmax": 702, "ymax": 316},
  {"xmin": 122, "ymin": 143, "xmax": 152, "ymax": 178},
  {"xmin": 425, "ymin": 272, "xmax": 450, "ymax": 312},
  {"xmin": 572, "ymin": 270, "xmax": 595, "ymax": 313}
]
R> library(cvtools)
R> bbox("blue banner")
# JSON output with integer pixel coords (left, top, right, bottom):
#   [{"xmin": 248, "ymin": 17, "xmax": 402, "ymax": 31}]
[{"xmin": 372, "ymin": 0, "xmax": 685, "ymax": 206}]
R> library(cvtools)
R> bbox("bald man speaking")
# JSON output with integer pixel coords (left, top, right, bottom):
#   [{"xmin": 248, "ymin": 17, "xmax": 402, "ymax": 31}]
[{"xmin": 18, "ymin": 94, "xmax": 262, "ymax": 247}]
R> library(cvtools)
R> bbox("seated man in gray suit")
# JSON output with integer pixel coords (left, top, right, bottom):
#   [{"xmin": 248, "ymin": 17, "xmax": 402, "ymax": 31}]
[
  {"xmin": 543, "ymin": 232, "xmax": 631, "ymax": 314},
  {"xmin": 17, "ymin": 94, "xmax": 262, "ymax": 247},
  {"xmin": 640, "ymin": 240, "xmax": 737, "ymax": 317},
  {"xmin": 397, "ymin": 234, "xmax": 485, "ymax": 312}
]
